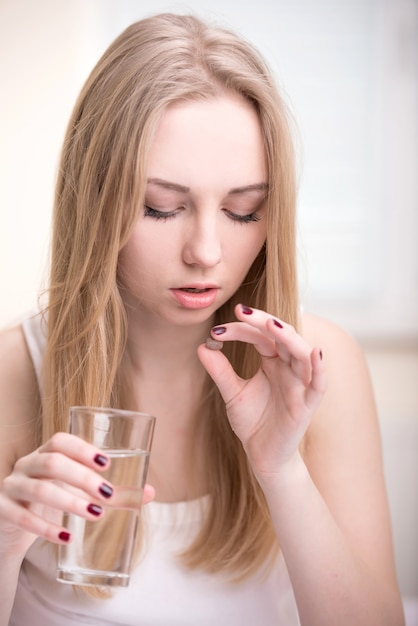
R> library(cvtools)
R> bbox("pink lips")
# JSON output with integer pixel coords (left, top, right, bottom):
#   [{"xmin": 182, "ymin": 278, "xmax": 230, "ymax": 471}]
[{"xmin": 170, "ymin": 285, "xmax": 219, "ymax": 309}]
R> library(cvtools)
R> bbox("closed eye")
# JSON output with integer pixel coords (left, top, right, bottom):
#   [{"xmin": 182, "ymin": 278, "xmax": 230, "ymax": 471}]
[
  {"xmin": 223, "ymin": 209, "xmax": 261, "ymax": 224},
  {"xmin": 144, "ymin": 205, "xmax": 261, "ymax": 224},
  {"xmin": 143, "ymin": 205, "xmax": 178, "ymax": 221}
]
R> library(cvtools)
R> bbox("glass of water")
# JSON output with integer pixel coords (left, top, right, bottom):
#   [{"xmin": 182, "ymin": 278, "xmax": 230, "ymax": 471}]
[{"xmin": 56, "ymin": 406, "xmax": 156, "ymax": 587}]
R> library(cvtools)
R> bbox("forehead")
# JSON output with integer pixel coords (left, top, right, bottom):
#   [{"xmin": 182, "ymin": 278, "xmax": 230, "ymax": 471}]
[{"xmin": 146, "ymin": 95, "xmax": 267, "ymax": 189}]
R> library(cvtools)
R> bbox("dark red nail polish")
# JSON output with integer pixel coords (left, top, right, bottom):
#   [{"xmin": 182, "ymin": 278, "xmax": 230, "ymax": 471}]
[
  {"xmin": 319, "ymin": 349, "xmax": 323, "ymax": 360},
  {"xmin": 212, "ymin": 326, "xmax": 227, "ymax": 335},
  {"xmin": 273, "ymin": 319, "xmax": 283, "ymax": 328},
  {"xmin": 87, "ymin": 503, "xmax": 103, "ymax": 516},
  {"xmin": 99, "ymin": 483, "xmax": 113, "ymax": 498},
  {"xmin": 59, "ymin": 531, "xmax": 71, "ymax": 542},
  {"xmin": 94, "ymin": 453, "xmax": 108, "ymax": 467},
  {"xmin": 241, "ymin": 305, "xmax": 253, "ymax": 315}
]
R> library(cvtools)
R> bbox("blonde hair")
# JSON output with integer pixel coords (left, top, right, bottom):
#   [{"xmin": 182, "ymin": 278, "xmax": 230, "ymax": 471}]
[{"xmin": 43, "ymin": 12, "xmax": 299, "ymax": 587}]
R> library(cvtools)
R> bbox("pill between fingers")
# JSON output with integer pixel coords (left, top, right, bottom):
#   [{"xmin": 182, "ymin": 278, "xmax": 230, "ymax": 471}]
[{"xmin": 206, "ymin": 337, "xmax": 224, "ymax": 351}]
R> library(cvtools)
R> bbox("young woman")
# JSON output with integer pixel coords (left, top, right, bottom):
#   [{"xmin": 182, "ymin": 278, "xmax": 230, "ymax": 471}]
[{"xmin": 0, "ymin": 12, "xmax": 404, "ymax": 626}]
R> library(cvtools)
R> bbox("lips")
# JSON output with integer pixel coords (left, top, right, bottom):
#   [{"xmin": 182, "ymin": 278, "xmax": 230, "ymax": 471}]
[
  {"xmin": 170, "ymin": 285, "xmax": 219, "ymax": 309},
  {"xmin": 177, "ymin": 283, "xmax": 219, "ymax": 291},
  {"xmin": 179, "ymin": 287, "xmax": 211, "ymax": 293}
]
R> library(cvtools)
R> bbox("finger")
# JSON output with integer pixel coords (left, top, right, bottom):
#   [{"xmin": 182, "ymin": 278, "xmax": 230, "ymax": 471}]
[
  {"xmin": 197, "ymin": 342, "xmax": 244, "ymax": 404},
  {"xmin": 211, "ymin": 306, "xmax": 313, "ymax": 384},
  {"xmin": 234, "ymin": 303, "xmax": 294, "ymax": 336},
  {"xmin": 3, "ymin": 473, "xmax": 105, "ymax": 521},
  {"xmin": 0, "ymin": 493, "xmax": 74, "ymax": 545},
  {"xmin": 13, "ymin": 450, "xmax": 114, "ymax": 503},
  {"xmin": 210, "ymin": 323, "xmax": 277, "ymax": 358},
  {"xmin": 235, "ymin": 304, "xmax": 315, "ymax": 383},
  {"xmin": 305, "ymin": 347, "xmax": 327, "ymax": 409},
  {"xmin": 235, "ymin": 304, "xmax": 305, "ymax": 358},
  {"xmin": 40, "ymin": 432, "xmax": 111, "ymax": 472},
  {"xmin": 143, "ymin": 483, "xmax": 155, "ymax": 505},
  {"xmin": 264, "ymin": 318, "xmax": 313, "ymax": 384},
  {"xmin": 211, "ymin": 318, "xmax": 305, "ymax": 365}
]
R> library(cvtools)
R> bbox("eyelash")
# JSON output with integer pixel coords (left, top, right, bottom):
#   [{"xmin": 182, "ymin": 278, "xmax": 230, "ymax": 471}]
[
  {"xmin": 144, "ymin": 206, "xmax": 176, "ymax": 221},
  {"xmin": 143, "ymin": 206, "xmax": 261, "ymax": 224}
]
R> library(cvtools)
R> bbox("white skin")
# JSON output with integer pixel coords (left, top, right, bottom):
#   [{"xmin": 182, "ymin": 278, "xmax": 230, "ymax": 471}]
[{"xmin": 0, "ymin": 94, "xmax": 404, "ymax": 625}]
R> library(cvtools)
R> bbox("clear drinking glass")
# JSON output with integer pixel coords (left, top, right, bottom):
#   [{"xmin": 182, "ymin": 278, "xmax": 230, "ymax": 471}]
[{"xmin": 56, "ymin": 406, "xmax": 156, "ymax": 587}]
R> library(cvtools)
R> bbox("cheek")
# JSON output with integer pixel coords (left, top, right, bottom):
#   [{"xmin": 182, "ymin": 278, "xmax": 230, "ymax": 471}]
[
  {"xmin": 118, "ymin": 234, "xmax": 151, "ymax": 286},
  {"xmin": 118, "ymin": 227, "xmax": 175, "ymax": 288},
  {"xmin": 234, "ymin": 227, "xmax": 266, "ymax": 263},
  {"xmin": 228, "ymin": 231, "xmax": 266, "ymax": 281}
]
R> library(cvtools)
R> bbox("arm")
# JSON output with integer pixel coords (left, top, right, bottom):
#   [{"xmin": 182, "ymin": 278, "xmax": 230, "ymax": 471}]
[
  {"xmin": 283, "ymin": 313, "xmax": 402, "ymax": 625},
  {"xmin": 0, "ymin": 327, "xmax": 117, "ymax": 625},
  {"xmin": 0, "ymin": 326, "xmax": 41, "ymax": 624},
  {"xmin": 0, "ymin": 325, "xmax": 156, "ymax": 625},
  {"xmin": 198, "ymin": 305, "xmax": 404, "ymax": 626}
]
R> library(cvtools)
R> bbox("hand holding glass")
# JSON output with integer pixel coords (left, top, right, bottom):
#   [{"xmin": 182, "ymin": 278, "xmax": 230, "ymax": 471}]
[{"xmin": 57, "ymin": 406, "xmax": 155, "ymax": 587}]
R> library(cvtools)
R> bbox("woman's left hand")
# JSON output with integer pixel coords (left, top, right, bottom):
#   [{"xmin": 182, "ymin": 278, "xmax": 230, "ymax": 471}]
[{"xmin": 197, "ymin": 304, "xmax": 327, "ymax": 483}]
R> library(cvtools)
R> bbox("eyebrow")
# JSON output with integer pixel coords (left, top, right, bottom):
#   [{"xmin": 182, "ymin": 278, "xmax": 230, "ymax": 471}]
[
  {"xmin": 146, "ymin": 178, "xmax": 269, "ymax": 195},
  {"xmin": 228, "ymin": 183, "xmax": 269, "ymax": 195}
]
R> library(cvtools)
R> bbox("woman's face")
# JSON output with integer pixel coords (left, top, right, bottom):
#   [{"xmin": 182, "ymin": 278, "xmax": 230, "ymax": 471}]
[{"xmin": 119, "ymin": 94, "xmax": 268, "ymax": 328}]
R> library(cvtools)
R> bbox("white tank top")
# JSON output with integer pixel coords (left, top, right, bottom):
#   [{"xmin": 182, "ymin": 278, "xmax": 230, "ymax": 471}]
[{"xmin": 9, "ymin": 313, "xmax": 300, "ymax": 625}]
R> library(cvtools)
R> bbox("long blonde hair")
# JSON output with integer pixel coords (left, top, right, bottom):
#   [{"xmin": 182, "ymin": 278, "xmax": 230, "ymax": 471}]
[{"xmin": 43, "ymin": 12, "xmax": 299, "ymax": 585}]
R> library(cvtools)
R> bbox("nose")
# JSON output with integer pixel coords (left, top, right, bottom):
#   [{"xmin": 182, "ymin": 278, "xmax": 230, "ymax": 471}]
[{"xmin": 182, "ymin": 213, "xmax": 222, "ymax": 268}]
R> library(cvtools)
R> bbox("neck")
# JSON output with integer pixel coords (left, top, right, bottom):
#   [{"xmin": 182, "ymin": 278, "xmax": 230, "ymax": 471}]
[
  {"xmin": 127, "ymin": 314, "xmax": 212, "ymax": 372},
  {"xmin": 123, "ymin": 305, "xmax": 214, "ymax": 423},
  {"xmin": 122, "ymin": 309, "xmax": 214, "ymax": 502}
]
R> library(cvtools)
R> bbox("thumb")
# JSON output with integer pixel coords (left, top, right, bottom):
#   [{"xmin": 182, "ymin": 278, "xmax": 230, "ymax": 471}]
[{"xmin": 197, "ymin": 343, "xmax": 243, "ymax": 404}]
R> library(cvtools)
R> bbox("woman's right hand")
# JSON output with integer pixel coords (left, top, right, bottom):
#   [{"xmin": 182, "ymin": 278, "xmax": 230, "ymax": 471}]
[{"xmin": 0, "ymin": 432, "xmax": 155, "ymax": 557}]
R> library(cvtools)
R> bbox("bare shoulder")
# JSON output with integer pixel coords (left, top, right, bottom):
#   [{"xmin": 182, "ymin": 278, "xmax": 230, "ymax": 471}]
[
  {"xmin": 299, "ymin": 319, "xmax": 399, "ymax": 592},
  {"xmin": 301, "ymin": 311, "xmax": 372, "ymax": 400},
  {"xmin": 0, "ymin": 324, "xmax": 38, "ymax": 393},
  {"xmin": 300, "ymin": 311, "xmax": 379, "ymax": 466},
  {"xmin": 0, "ymin": 325, "xmax": 41, "ymax": 475},
  {"xmin": 301, "ymin": 311, "xmax": 365, "ymax": 363}
]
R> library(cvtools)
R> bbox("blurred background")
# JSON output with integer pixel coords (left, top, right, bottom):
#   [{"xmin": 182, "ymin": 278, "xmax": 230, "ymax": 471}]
[{"xmin": 0, "ymin": 0, "xmax": 417, "ymax": 620}]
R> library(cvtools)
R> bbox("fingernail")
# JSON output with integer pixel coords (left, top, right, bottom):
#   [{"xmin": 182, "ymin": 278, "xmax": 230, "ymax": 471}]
[
  {"xmin": 99, "ymin": 483, "xmax": 113, "ymax": 498},
  {"xmin": 241, "ymin": 305, "xmax": 253, "ymax": 315},
  {"xmin": 59, "ymin": 531, "xmax": 71, "ymax": 542},
  {"xmin": 94, "ymin": 453, "xmax": 108, "ymax": 467},
  {"xmin": 87, "ymin": 503, "xmax": 103, "ymax": 517},
  {"xmin": 212, "ymin": 326, "xmax": 226, "ymax": 335},
  {"xmin": 273, "ymin": 319, "xmax": 283, "ymax": 328},
  {"xmin": 319, "ymin": 349, "xmax": 323, "ymax": 360}
]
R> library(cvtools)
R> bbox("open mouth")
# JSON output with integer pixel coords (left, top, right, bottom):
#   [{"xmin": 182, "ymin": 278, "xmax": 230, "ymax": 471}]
[{"xmin": 171, "ymin": 286, "xmax": 218, "ymax": 309}]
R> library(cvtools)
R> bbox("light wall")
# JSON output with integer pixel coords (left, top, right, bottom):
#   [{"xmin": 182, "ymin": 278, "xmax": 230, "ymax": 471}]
[
  {"xmin": 0, "ymin": 0, "xmax": 104, "ymax": 326},
  {"xmin": 365, "ymin": 344, "xmax": 418, "ymax": 598}
]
